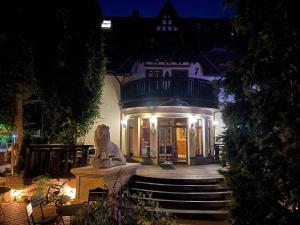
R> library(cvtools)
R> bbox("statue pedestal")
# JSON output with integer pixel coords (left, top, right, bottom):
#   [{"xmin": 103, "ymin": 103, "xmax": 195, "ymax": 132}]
[{"xmin": 71, "ymin": 163, "xmax": 141, "ymax": 202}]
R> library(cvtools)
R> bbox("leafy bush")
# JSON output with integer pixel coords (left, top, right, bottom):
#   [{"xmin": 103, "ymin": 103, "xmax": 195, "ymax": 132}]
[
  {"xmin": 32, "ymin": 175, "xmax": 50, "ymax": 196},
  {"xmin": 222, "ymin": 0, "xmax": 300, "ymax": 224},
  {"xmin": 70, "ymin": 190, "xmax": 177, "ymax": 225}
]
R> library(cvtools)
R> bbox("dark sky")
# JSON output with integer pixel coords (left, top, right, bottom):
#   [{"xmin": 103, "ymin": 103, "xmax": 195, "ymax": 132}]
[{"xmin": 99, "ymin": 0, "xmax": 235, "ymax": 18}]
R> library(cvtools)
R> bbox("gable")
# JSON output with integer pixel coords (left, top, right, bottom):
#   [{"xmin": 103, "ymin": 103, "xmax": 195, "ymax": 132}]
[{"xmin": 156, "ymin": 14, "xmax": 178, "ymax": 31}]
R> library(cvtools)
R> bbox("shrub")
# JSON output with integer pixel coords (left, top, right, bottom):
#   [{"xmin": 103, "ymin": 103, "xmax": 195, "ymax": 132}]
[
  {"xmin": 70, "ymin": 190, "xmax": 178, "ymax": 225},
  {"xmin": 32, "ymin": 175, "xmax": 50, "ymax": 196}
]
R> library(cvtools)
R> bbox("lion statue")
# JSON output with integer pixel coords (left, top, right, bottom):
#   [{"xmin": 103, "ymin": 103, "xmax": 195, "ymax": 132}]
[{"xmin": 90, "ymin": 124, "xmax": 126, "ymax": 168}]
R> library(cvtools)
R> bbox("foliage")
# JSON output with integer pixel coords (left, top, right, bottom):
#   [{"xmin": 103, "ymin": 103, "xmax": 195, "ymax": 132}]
[
  {"xmin": 221, "ymin": 0, "xmax": 300, "ymax": 224},
  {"xmin": 16, "ymin": 175, "xmax": 25, "ymax": 190},
  {"xmin": 33, "ymin": 175, "xmax": 50, "ymax": 197},
  {"xmin": 0, "ymin": 0, "xmax": 106, "ymax": 145},
  {"xmin": 29, "ymin": 0, "xmax": 106, "ymax": 144},
  {"xmin": 0, "ymin": 123, "xmax": 11, "ymax": 144},
  {"xmin": 70, "ymin": 190, "xmax": 177, "ymax": 225},
  {"xmin": 0, "ymin": 34, "xmax": 34, "ymax": 128}
]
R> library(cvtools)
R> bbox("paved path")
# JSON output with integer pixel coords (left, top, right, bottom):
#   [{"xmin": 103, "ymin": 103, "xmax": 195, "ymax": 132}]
[
  {"xmin": 136, "ymin": 164, "xmax": 225, "ymax": 179},
  {"xmin": 0, "ymin": 202, "xmax": 68, "ymax": 225}
]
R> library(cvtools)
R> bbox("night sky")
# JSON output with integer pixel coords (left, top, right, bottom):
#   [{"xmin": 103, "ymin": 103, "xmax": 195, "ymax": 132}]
[{"xmin": 99, "ymin": 0, "xmax": 235, "ymax": 18}]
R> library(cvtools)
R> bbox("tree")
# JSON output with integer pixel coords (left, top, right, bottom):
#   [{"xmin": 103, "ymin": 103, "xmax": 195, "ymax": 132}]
[
  {"xmin": 0, "ymin": 1, "xmax": 35, "ymax": 167},
  {"xmin": 221, "ymin": 0, "xmax": 300, "ymax": 224},
  {"xmin": 1, "ymin": 0, "xmax": 105, "ymax": 147},
  {"xmin": 29, "ymin": 0, "xmax": 106, "ymax": 144}
]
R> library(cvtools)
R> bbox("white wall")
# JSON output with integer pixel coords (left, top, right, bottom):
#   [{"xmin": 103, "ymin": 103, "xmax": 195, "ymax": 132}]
[{"xmin": 84, "ymin": 76, "xmax": 121, "ymax": 147}]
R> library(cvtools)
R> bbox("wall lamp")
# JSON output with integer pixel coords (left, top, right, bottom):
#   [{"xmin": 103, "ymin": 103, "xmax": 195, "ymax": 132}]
[
  {"xmin": 212, "ymin": 120, "xmax": 219, "ymax": 127},
  {"xmin": 121, "ymin": 117, "xmax": 128, "ymax": 128},
  {"xmin": 149, "ymin": 116, "xmax": 156, "ymax": 135},
  {"xmin": 189, "ymin": 116, "xmax": 197, "ymax": 136}
]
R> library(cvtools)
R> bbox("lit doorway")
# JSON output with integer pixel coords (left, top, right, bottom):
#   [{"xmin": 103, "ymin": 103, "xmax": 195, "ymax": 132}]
[{"xmin": 158, "ymin": 118, "xmax": 187, "ymax": 164}]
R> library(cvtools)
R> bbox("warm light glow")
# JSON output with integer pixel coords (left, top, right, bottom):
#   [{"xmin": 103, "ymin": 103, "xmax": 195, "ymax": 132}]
[
  {"xmin": 101, "ymin": 20, "xmax": 111, "ymax": 29},
  {"xmin": 11, "ymin": 189, "xmax": 22, "ymax": 200},
  {"xmin": 189, "ymin": 115, "xmax": 197, "ymax": 128},
  {"xmin": 212, "ymin": 120, "xmax": 219, "ymax": 126},
  {"xmin": 62, "ymin": 185, "xmax": 76, "ymax": 200},
  {"xmin": 149, "ymin": 116, "xmax": 156, "ymax": 125},
  {"xmin": 121, "ymin": 117, "xmax": 128, "ymax": 128}
]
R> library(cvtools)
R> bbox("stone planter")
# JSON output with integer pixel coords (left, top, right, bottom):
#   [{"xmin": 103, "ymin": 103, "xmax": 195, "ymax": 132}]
[{"xmin": 71, "ymin": 163, "xmax": 141, "ymax": 202}]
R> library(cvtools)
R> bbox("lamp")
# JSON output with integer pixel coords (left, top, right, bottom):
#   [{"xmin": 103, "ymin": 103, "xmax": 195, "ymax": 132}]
[
  {"xmin": 63, "ymin": 185, "xmax": 76, "ymax": 200},
  {"xmin": 212, "ymin": 120, "xmax": 219, "ymax": 126},
  {"xmin": 11, "ymin": 189, "xmax": 21, "ymax": 201},
  {"xmin": 189, "ymin": 116, "xmax": 197, "ymax": 136},
  {"xmin": 149, "ymin": 116, "xmax": 156, "ymax": 135},
  {"xmin": 121, "ymin": 117, "xmax": 128, "ymax": 128}
]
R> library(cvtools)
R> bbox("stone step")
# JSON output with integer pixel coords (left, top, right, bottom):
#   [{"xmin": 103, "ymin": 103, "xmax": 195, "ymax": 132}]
[
  {"xmin": 130, "ymin": 188, "xmax": 231, "ymax": 200},
  {"xmin": 130, "ymin": 181, "xmax": 227, "ymax": 192},
  {"xmin": 129, "ymin": 174, "xmax": 230, "ymax": 221},
  {"xmin": 131, "ymin": 175, "xmax": 222, "ymax": 185},
  {"xmin": 135, "ymin": 197, "xmax": 229, "ymax": 210},
  {"xmin": 151, "ymin": 208, "xmax": 229, "ymax": 221}
]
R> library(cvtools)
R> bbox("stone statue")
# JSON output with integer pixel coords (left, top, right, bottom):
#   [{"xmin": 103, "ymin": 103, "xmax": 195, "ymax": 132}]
[{"xmin": 90, "ymin": 124, "xmax": 126, "ymax": 168}]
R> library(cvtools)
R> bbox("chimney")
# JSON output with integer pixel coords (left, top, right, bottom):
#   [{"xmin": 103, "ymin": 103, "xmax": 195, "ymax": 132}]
[{"xmin": 132, "ymin": 10, "xmax": 139, "ymax": 18}]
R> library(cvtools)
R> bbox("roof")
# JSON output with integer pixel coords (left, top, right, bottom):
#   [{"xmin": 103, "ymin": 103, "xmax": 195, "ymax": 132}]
[{"xmin": 103, "ymin": 1, "xmax": 242, "ymax": 76}]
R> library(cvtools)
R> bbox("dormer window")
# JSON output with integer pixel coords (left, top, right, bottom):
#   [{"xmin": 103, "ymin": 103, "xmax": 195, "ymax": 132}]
[
  {"xmin": 156, "ymin": 14, "xmax": 178, "ymax": 32},
  {"xmin": 101, "ymin": 20, "xmax": 111, "ymax": 29}
]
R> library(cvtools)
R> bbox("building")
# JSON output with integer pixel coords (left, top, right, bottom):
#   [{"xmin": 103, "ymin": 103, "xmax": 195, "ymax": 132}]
[{"xmin": 84, "ymin": 1, "xmax": 241, "ymax": 165}]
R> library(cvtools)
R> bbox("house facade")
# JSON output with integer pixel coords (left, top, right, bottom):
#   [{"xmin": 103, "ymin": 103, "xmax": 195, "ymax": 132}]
[{"xmin": 84, "ymin": 2, "xmax": 240, "ymax": 165}]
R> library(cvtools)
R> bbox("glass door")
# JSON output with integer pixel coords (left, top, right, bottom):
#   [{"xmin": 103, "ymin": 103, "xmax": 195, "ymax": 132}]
[
  {"xmin": 158, "ymin": 118, "xmax": 188, "ymax": 164},
  {"xmin": 158, "ymin": 127, "xmax": 174, "ymax": 164},
  {"xmin": 175, "ymin": 127, "xmax": 187, "ymax": 162},
  {"xmin": 195, "ymin": 120, "xmax": 203, "ymax": 157}
]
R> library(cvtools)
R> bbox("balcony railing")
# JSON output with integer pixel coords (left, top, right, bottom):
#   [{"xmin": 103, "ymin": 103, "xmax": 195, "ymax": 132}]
[{"xmin": 121, "ymin": 78, "xmax": 218, "ymax": 108}]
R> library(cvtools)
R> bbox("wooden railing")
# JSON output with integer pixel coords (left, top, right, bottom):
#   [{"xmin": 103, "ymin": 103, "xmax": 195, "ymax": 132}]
[
  {"xmin": 121, "ymin": 78, "xmax": 218, "ymax": 108},
  {"xmin": 24, "ymin": 144, "xmax": 93, "ymax": 177}
]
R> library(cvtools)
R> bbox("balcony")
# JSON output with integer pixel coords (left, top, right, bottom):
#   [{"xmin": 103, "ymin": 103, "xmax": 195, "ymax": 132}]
[{"xmin": 121, "ymin": 78, "xmax": 218, "ymax": 109}]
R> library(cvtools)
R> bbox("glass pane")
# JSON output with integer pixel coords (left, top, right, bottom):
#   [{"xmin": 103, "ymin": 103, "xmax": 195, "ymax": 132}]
[
  {"xmin": 158, "ymin": 118, "xmax": 174, "ymax": 126},
  {"xmin": 159, "ymin": 128, "xmax": 166, "ymax": 155},
  {"xmin": 140, "ymin": 119, "xmax": 150, "ymax": 157},
  {"xmin": 128, "ymin": 119, "xmax": 138, "ymax": 156},
  {"xmin": 175, "ymin": 118, "xmax": 187, "ymax": 126},
  {"xmin": 176, "ymin": 127, "xmax": 187, "ymax": 159},
  {"xmin": 195, "ymin": 126, "xmax": 203, "ymax": 156}
]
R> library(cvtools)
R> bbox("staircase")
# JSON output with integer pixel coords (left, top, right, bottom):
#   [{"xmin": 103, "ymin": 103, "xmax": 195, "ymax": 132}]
[{"xmin": 129, "ymin": 175, "xmax": 231, "ymax": 220}]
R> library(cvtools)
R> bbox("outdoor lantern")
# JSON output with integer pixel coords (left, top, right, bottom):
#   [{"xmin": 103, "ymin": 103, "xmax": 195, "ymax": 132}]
[
  {"xmin": 121, "ymin": 117, "xmax": 128, "ymax": 128},
  {"xmin": 11, "ymin": 189, "xmax": 21, "ymax": 201},
  {"xmin": 63, "ymin": 185, "xmax": 76, "ymax": 200},
  {"xmin": 189, "ymin": 116, "xmax": 197, "ymax": 136},
  {"xmin": 150, "ymin": 116, "xmax": 156, "ymax": 134},
  {"xmin": 212, "ymin": 120, "xmax": 219, "ymax": 126}
]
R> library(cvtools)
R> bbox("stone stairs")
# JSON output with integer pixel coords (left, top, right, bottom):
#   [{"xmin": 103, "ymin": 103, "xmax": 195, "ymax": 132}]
[{"xmin": 129, "ymin": 175, "xmax": 231, "ymax": 220}]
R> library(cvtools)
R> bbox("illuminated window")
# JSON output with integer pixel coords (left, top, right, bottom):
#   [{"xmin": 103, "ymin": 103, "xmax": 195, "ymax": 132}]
[
  {"xmin": 140, "ymin": 119, "xmax": 150, "ymax": 157},
  {"xmin": 101, "ymin": 20, "xmax": 111, "ymax": 29},
  {"xmin": 146, "ymin": 69, "xmax": 163, "ymax": 78},
  {"xmin": 156, "ymin": 14, "xmax": 178, "ymax": 32}
]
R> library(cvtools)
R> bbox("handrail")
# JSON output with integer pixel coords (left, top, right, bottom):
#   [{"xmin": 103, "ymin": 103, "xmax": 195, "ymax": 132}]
[{"xmin": 121, "ymin": 78, "xmax": 217, "ymax": 106}]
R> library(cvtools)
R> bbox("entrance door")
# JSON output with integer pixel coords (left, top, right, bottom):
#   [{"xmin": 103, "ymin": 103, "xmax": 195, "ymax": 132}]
[
  {"xmin": 158, "ymin": 127, "xmax": 174, "ymax": 163},
  {"xmin": 175, "ymin": 127, "xmax": 187, "ymax": 162},
  {"xmin": 158, "ymin": 118, "xmax": 187, "ymax": 164}
]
